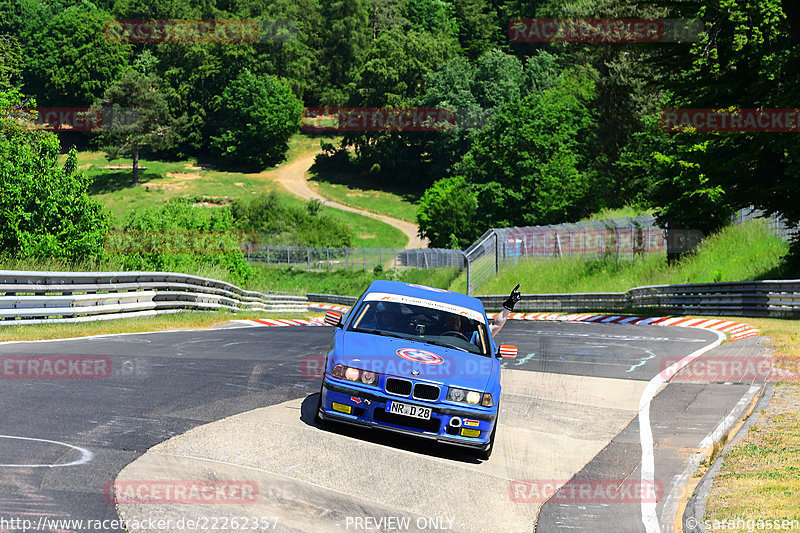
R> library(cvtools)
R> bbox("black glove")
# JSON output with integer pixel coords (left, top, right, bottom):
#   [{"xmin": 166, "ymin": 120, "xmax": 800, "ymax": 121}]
[{"xmin": 503, "ymin": 284, "xmax": 521, "ymax": 311}]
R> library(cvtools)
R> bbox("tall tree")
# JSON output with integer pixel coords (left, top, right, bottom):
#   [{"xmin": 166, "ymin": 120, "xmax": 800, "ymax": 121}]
[
  {"xmin": 653, "ymin": 0, "xmax": 800, "ymax": 231},
  {"xmin": 457, "ymin": 68, "xmax": 598, "ymax": 228},
  {"xmin": 24, "ymin": 4, "xmax": 131, "ymax": 105},
  {"xmin": 0, "ymin": 34, "xmax": 22, "ymax": 91},
  {"xmin": 207, "ymin": 70, "xmax": 303, "ymax": 169},
  {"xmin": 320, "ymin": 0, "xmax": 370, "ymax": 104},
  {"xmin": 453, "ymin": 0, "xmax": 500, "ymax": 60},
  {"xmin": 91, "ymin": 53, "xmax": 178, "ymax": 185}
]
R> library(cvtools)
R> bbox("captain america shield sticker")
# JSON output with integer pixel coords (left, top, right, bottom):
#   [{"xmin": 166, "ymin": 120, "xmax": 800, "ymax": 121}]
[{"xmin": 396, "ymin": 348, "xmax": 444, "ymax": 365}]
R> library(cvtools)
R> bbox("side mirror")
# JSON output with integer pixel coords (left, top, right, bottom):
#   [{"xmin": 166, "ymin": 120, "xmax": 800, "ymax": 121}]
[
  {"xmin": 498, "ymin": 344, "xmax": 518, "ymax": 359},
  {"xmin": 324, "ymin": 311, "xmax": 342, "ymax": 327}
]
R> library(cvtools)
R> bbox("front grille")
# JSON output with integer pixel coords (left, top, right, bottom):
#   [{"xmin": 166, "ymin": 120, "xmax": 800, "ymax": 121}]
[
  {"xmin": 385, "ymin": 377, "xmax": 412, "ymax": 396},
  {"xmin": 413, "ymin": 383, "xmax": 440, "ymax": 401},
  {"xmin": 374, "ymin": 409, "xmax": 441, "ymax": 433}
]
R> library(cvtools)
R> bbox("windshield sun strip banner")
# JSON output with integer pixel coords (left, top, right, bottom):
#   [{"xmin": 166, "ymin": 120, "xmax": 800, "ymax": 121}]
[{"xmin": 364, "ymin": 292, "xmax": 486, "ymax": 324}]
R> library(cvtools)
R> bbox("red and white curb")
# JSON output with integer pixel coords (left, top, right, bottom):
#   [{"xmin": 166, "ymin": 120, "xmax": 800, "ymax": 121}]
[
  {"xmin": 233, "ymin": 317, "xmax": 326, "ymax": 327},
  {"xmin": 308, "ymin": 303, "xmax": 350, "ymax": 313},
  {"xmin": 485, "ymin": 312, "xmax": 760, "ymax": 342},
  {"xmin": 239, "ymin": 305, "xmax": 761, "ymax": 341}
]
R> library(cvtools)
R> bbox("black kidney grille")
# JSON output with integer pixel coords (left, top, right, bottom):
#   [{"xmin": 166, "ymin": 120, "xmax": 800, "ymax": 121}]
[
  {"xmin": 413, "ymin": 383, "xmax": 440, "ymax": 401},
  {"xmin": 385, "ymin": 377, "xmax": 412, "ymax": 396}
]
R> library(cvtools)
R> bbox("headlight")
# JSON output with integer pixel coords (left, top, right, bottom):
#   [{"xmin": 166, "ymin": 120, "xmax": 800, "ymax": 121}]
[
  {"xmin": 447, "ymin": 387, "xmax": 466, "ymax": 402},
  {"xmin": 330, "ymin": 364, "xmax": 380, "ymax": 387},
  {"xmin": 447, "ymin": 387, "xmax": 490, "ymax": 406}
]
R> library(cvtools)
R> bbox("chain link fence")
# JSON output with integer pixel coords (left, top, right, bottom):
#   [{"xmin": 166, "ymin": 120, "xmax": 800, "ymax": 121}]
[
  {"xmin": 463, "ymin": 209, "xmax": 799, "ymax": 294},
  {"xmin": 734, "ymin": 207, "xmax": 799, "ymax": 242},
  {"xmin": 463, "ymin": 215, "xmax": 672, "ymax": 294},
  {"xmin": 242, "ymin": 208, "xmax": 797, "ymax": 294},
  {"xmin": 244, "ymin": 244, "xmax": 465, "ymax": 271}
]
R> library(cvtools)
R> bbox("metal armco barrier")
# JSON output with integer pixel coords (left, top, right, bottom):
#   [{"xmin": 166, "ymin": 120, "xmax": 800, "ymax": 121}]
[
  {"xmin": 309, "ymin": 280, "xmax": 800, "ymax": 318},
  {"xmin": 481, "ymin": 280, "xmax": 800, "ymax": 318},
  {"xmin": 0, "ymin": 271, "xmax": 307, "ymax": 325}
]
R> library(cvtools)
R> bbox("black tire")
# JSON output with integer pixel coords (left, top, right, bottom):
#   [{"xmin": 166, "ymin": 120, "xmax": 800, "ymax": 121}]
[
  {"xmin": 478, "ymin": 423, "xmax": 496, "ymax": 460},
  {"xmin": 314, "ymin": 384, "xmax": 324, "ymax": 425}
]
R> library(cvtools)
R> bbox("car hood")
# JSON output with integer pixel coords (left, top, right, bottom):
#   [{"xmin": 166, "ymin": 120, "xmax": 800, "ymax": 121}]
[{"xmin": 332, "ymin": 331, "xmax": 497, "ymax": 392}]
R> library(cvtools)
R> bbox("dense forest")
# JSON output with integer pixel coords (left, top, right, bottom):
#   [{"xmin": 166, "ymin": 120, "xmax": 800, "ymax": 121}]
[{"xmin": 1, "ymin": 0, "xmax": 798, "ymax": 254}]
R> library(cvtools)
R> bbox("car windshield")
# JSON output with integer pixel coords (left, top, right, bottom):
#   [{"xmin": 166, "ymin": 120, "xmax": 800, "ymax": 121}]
[{"xmin": 348, "ymin": 299, "xmax": 491, "ymax": 356}]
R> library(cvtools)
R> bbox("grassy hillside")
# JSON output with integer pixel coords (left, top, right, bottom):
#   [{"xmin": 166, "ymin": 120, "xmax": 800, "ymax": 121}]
[
  {"xmin": 73, "ymin": 136, "xmax": 408, "ymax": 249},
  {"xmin": 450, "ymin": 219, "xmax": 790, "ymax": 294},
  {"xmin": 307, "ymin": 163, "xmax": 420, "ymax": 223}
]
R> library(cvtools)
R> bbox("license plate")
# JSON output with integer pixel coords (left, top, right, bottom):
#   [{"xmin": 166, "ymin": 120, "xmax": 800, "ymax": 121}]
[{"xmin": 386, "ymin": 400, "xmax": 432, "ymax": 420}]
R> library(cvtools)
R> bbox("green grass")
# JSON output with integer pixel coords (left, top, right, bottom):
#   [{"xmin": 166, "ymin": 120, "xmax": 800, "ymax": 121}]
[
  {"xmin": 308, "ymin": 162, "xmax": 421, "ymax": 223},
  {"xmin": 317, "ymin": 203, "xmax": 407, "ymax": 248},
  {"xmin": 248, "ymin": 265, "xmax": 461, "ymax": 296},
  {"xmin": 69, "ymin": 135, "xmax": 406, "ymax": 248},
  {"xmin": 0, "ymin": 310, "xmax": 317, "ymax": 342},
  {"xmin": 450, "ymin": 219, "xmax": 790, "ymax": 294},
  {"xmin": 578, "ymin": 205, "xmax": 653, "ymax": 221}
]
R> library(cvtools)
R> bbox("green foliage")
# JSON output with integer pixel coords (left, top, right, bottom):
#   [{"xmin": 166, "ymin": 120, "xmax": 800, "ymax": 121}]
[
  {"xmin": 0, "ymin": 34, "xmax": 22, "ymax": 91},
  {"xmin": 319, "ymin": 0, "xmax": 370, "ymax": 104},
  {"xmin": 453, "ymin": 0, "xmax": 500, "ymax": 60},
  {"xmin": 416, "ymin": 176, "xmax": 480, "ymax": 248},
  {"xmin": 351, "ymin": 28, "xmax": 459, "ymax": 107},
  {"xmin": 115, "ymin": 199, "xmax": 253, "ymax": 284},
  {"xmin": 231, "ymin": 192, "xmax": 354, "ymax": 247},
  {"xmin": 457, "ymin": 69, "xmax": 598, "ymax": 227},
  {"xmin": 208, "ymin": 70, "xmax": 303, "ymax": 169},
  {"xmin": 249, "ymin": 264, "xmax": 461, "ymax": 296},
  {"xmin": 459, "ymin": 220, "xmax": 789, "ymax": 295},
  {"xmin": 90, "ymin": 53, "xmax": 179, "ymax": 184},
  {"xmin": 657, "ymin": 0, "xmax": 800, "ymax": 232},
  {"xmin": 403, "ymin": 0, "xmax": 457, "ymax": 35},
  {"xmin": 23, "ymin": 3, "xmax": 131, "ymax": 105},
  {"xmin": 0, "ymin": 90, "xmax": 109, "ymax": 260}
]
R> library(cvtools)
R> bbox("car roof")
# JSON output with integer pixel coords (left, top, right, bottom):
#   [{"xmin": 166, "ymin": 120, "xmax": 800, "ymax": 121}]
[{"xmin": 364, "ymin": 280, "xmax": 485, "ymax": 314}]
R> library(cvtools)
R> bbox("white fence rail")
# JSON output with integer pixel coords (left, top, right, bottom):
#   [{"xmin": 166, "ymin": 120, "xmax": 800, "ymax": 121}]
[
  {"xmin": 309, "ymin": 280, "xmax": 800, "ymax": 318},
  {"xmin": 0, "ymin": 271, "xmax": 307, "ymax": 325}
]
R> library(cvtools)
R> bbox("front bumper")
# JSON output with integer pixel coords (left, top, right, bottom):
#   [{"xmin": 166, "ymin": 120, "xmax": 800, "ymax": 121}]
[{"xmin": 319, "ymin": 379, "xmax": 496, "ymax": 450}]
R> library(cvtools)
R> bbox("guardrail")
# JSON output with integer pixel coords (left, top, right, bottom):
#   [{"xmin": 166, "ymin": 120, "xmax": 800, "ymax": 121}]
[
  {"xmin": 0, "ymin": 271, "xmax": 307, "ymax": 325},
  {"xmin": 308, "ymin": 280, "xmax": 800, "ymax": 318}
]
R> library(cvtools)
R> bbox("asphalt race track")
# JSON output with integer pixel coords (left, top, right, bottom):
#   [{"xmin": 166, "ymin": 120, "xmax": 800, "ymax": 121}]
[{"xmin": 0, "ymin": 320, "xmax": 763, "ymax": 533}]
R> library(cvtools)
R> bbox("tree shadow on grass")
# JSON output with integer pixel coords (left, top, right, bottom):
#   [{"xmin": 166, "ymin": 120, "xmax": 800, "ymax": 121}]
[
  {"xmin": 87, "ymin": 170, "xmax": 164, "ymax": 195},
  {"xmin": 308, "ymin": 159, "xmax": 424, "ymax": 203}
]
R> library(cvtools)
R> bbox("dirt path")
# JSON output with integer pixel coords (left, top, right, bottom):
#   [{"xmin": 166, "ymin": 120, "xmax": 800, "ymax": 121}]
[{"xmin": 272, "ymin": 150, "xmax": 427, "ymax": 249}]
